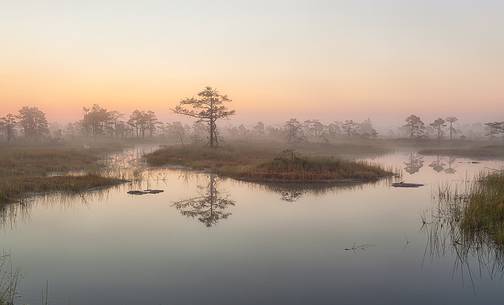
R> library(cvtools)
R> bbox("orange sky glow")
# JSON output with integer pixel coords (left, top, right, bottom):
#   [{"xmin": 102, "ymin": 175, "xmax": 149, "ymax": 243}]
[{"xmin": 1, "ymin": 1, "xmax": 503, "ymax": 128}]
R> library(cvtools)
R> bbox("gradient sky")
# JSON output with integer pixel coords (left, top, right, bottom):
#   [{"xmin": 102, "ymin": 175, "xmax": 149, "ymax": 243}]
[{"xmin": 1, "ymin": 0, "xmax": 503, "ymax": 127}]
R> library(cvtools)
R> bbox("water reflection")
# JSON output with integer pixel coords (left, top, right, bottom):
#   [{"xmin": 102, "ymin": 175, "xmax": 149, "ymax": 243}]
[
  {"xmin": 404, "ymin": 153, "xmax": 459, "ymax": 175},
  {"xmin": 445, "ymin": 156, "xmax": 457, "ymax": 174},
  {"xmin": 422, "ymin": 190, "xmax": 504, "ymax": 287},
  {"xmin": 429, "ymin": 155, "xmax": 446, "ymax": 173},
  {"xmin": 0, "ymin": 186, "xmax": 120, "ymax": 230},
  {"xmin": 404, "ymin": 153, "xmax": 424, "ymax": 174},
  {"xmin": 172, "ymin": 174, "xmax": 235, "ymax": 227},
  {"xmin": 251, "ymin": 181, "xmax": 374, "ymax": 202}
]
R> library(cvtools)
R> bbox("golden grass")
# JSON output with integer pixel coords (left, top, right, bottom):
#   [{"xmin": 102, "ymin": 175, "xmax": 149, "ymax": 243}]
[
  {"xmin": 0, "ymin": 143, "xmax": 127, "ymax": 204},
  {"xmin": 460, "ymin": 171, "xmax": 504, "ymax": 245},
  {"xmin": 145, "ymin": 144, "xmax": 393, "ymax": 183}
]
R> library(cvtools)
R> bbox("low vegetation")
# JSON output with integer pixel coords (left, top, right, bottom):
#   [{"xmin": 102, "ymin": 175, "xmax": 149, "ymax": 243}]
[
  {"xmin": 460, "ymin": 171, "xmax": 504, "ymax": 245},
  {"xmin": 433, "ymin": 171, "xmax": 504, "ymax": 248},
  {"xmin": 145, "ymin": 144, "xmax": 393, "ymax": 183},
  {"xmin": 0, "ymin": 143, "xmax": 126, "ymax": 204}
]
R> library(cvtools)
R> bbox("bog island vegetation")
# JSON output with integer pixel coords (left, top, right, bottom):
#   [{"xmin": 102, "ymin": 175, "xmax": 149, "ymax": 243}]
[
  {"xmin": 1, "ymin": 86, "xmax": 504, "ymax": 206},
  {"xmin": 1, "ymin": 87, "xmax": 504, "ymax": 303}
]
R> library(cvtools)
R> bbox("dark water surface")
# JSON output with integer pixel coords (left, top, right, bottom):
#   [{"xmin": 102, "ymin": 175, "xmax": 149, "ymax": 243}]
[{"xmin": 2, "ymin": 147, "xmax": 504, "ymax": 305}]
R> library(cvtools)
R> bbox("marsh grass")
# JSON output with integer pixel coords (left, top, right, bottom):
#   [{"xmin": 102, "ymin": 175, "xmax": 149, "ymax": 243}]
[
  {"xmin": 0, "ymin": 175, "xmax": 126, "ymax": 204},
  {"xmin": 433, "ymin": 172, "xmax": 504, "ymax": 247},
  {"xmin": 423, "ymin": 171, "xmax": 504, "ymax": 281},
  {"xmin": 145, "ymin": 144, "xmax": 394, "ymax": 183},
  {"xmin": 460, "ymin": 171, "xmax": 504, "ymax": 245},
  {"xmin": 0, "ymin": 143, "xmax": 127, "ymax": 204}
]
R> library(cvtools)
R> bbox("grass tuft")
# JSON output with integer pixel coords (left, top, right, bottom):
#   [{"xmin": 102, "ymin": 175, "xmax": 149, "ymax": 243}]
[{"xmin": 460, "ymin": 171, "xmax": 504, "ymax": 245}]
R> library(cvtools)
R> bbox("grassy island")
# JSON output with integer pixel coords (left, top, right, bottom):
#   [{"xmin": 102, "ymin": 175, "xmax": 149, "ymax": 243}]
[
  {"xmin": 144, "ymin": 144, "xmax": 393, "ymax": 183},
  {"xmin": 0, "ymin": 144, "xmax": 127, "ymax": 204}
]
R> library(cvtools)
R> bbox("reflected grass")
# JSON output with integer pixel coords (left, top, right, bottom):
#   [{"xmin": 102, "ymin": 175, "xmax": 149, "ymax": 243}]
[
  {"xmin": 0, "ymin": 254, "xmax": 19, "ymax": 305},
  {"xmin": 0, "ymin": 143, "xmax": 128, "ymax": 204},
  {"xmin": 423, "ymin": 170, "xmax": 504, "ymax": 282}
]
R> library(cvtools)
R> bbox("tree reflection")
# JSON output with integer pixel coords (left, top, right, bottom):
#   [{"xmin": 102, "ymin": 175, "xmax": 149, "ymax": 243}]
[
  {"xmin": 444, "ymin": 156, "xmax": 457, "ymax": 174},
  {"xmin": 429, "ymin": 155, "xmax": 445, "ymax": 173},
  {"xmin": 172, "ymin": 174, "xmax": 235, "ymax": 227},
  {"xmin": 404, "ymin": 153, "xmax": 424, "ymax": 174}
]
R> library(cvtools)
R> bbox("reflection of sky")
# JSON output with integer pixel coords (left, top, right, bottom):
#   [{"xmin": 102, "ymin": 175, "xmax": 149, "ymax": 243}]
[{"xmin": 1, "ymin": 151, "xmax": 503, "ymax": 305}]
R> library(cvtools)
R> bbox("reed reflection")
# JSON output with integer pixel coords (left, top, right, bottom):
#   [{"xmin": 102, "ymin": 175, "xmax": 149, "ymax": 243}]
[
  {"xmin": 0, "ymin": 186, "xmax": 119, "ymax": 229},
  {"xmin": 421, "ymin": 186, "xmax": 504, "ymax": 288}
]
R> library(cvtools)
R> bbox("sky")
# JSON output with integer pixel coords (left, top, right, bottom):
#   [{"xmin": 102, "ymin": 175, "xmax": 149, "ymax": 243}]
[{"xmin": 1, "ymin": 0, "xmax": 503, "ymax": 129}]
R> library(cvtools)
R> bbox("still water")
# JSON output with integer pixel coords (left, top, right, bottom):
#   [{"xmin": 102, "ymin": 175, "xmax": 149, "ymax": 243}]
[{"xmin": 2, "ymin": 147, "xmax": 503, "ymax": 305}]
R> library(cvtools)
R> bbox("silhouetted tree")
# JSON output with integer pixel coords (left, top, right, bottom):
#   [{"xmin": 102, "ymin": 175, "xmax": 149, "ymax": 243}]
[
  {"xmin": 105, "ymin": 111, "xmax": 124, "ymax": 137},
  {"xmin": 173, "ymin": 87, "xmax": 235, "ymax": 148},
  {"xmin": 167, "ymin": 121, "xmax": 187, "ymax": 145},
  {"xmin": 485, "ymin": 122, "xmax": 504, "ymax": 139},
  {"xmin": 172, "ymin": 175, "xmax": 235, "ymax": 227},
  {"xmin": 358, "ymin": 119, "xmax": 378, "ymax": 138},
  {"xmin": 82, "ymin": 104, "xmax": 112, "ymax": 137},
  {"xmin": 145, "ymin": 111, "xmax": 159, "ymax": 137},
  {"xmin": 404, "ymin": 115, "xmax": 425, "ymax": 138},
  {"xmin": 446, "ymin": 117, "xmax": 458, "ymax": 141},
  {"xmin": 191, "ymin": 121, "xmax": 209, "ymax": 144},
  {"xmin": 430, "ymin": 118, "xmax": 446, "ymax": 140},
  {"xmin": 342, "ymin": 120, "xmax": 359, "ymax": 136},
  {"xmin": 17, "ymin": 106, "xmax": 49, "ymax": 138},
  {"xmin": 0, "ymin": 114, "xmax": 17, "ymax": 142},
  {"xmin": 327, "ymin": 122, "xmax": 341, "ymax": 138},
  {"xmin": 303, "ymin": 120, "xmax": 324, "ymax": 138},
  {"xmin": 284, "ymin": 118, "xmax": 304, "ymax": 144},
  {"xmin": 128, "ymin": 110, "xmax": 146, "ymax": 137},
  {"xmin": 229, "ymin": 124, "xmax": 249, "ymax": 138},
  {"xmin": 253, "ymin": 122, "xmax": 265, "ymax": 136}
]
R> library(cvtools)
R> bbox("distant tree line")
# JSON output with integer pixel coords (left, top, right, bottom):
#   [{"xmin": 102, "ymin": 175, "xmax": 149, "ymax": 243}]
[
  {"xmin": 0, "ymin": 106, "xmax": 49, "ymax": 142},
  {"xmin": 2, "ymin": 93, "xmax": 504, "ymax": 145},
  {"xmin": 400, "ymin": 114, "xmax": 504, "ymax": 141}
]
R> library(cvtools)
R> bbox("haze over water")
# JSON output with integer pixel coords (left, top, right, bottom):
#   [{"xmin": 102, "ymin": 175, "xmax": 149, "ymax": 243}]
[
  {"xmin": 1, "ymin": 2, "xmax": 504, "ymax": 304},
  {"xmin": 1, "ymin": 146, "xmax": 503, "ymax": 305}
]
